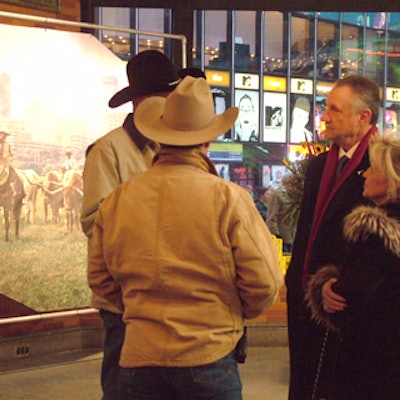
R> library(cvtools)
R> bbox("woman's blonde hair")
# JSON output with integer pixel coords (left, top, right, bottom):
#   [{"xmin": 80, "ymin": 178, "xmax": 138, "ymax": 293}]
[{"xmin": 369, "ymin": 134, "xmax": 400, "ymax": 201}]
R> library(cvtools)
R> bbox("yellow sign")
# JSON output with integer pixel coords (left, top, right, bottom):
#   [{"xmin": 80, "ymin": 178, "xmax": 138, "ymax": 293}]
[
  {"xmin": 206, "ymin": 70, "xmax": 230, "ymax": 87},
  {"xmin": 263, "ymin": 76, "xmax": 286, "ymax": 92},
  {"xmin": 210, "ymin": 142, "xmax": 243, "ymax": 152}
]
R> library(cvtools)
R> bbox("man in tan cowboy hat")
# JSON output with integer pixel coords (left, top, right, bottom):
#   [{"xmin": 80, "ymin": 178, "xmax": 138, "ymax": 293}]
[
  {"xmin": 88, "ymin": 76, "xmax": 283, "ymax": 399},
  {"xmin": 81, "ymin": 50, "xmax": 180, "ymax": 400}
]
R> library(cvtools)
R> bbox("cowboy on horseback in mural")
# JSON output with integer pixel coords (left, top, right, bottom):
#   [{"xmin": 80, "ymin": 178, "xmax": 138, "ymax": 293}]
[
  {"xmin": 0, "ymin": 129, "xmax": 25, "ymax": 241},
  {"xmin": 0, "ymin": 129, "xmax": 24, "ymax": 201}
]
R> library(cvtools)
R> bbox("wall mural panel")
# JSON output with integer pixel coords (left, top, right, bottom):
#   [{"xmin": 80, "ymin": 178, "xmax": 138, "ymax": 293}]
[{"xmin": 0, "ymin": 23, "xmax": 129, "ymax": 315}]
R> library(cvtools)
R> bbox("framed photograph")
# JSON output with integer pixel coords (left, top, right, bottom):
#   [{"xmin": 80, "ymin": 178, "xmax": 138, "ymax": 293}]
[
  {"xmin": 263, "ymin": 92, "xmax": 287, "ymax": 143},
  {"xmin": 1, "ymin": 0, "xmax": 60, "ymax": 12},
  {"xmin": 234, "ymin": 89, "xmax": 259, "ymax": 143},
  {"xmin": 215, "ymin": 163, "xmax": 230, "ymax": 180},
  {"xmin": 212, "ymin": 88, "xmax": 232, "ymax": 141},
  {"xmin": 290, "ymin": 94, "xmax": 314, "ymax": 143},
  {"xmin": 262, "ymin": 164, "xmax": 272, "ymax": 188},
  {"xmin": 271, "ymin": 165, "xmax": 288, "ymax": 189}
]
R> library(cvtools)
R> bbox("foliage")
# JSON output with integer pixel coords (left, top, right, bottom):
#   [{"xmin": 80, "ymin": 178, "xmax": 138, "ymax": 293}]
[
  {"xmin": 283, "ymin": 138, "xmax": 331, "ymax": 227},
  {"xmin": 243, "ymin": 145, "xmax": 262, "ymax": 169}
]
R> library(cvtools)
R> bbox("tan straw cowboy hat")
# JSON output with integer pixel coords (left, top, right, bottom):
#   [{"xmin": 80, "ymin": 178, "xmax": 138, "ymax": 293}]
[{"xmin": 134, "ymin": 76, "xmax": 239, "ymax": 146}]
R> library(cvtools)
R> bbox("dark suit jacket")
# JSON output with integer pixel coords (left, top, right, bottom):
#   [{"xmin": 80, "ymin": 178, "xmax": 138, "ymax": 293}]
[
  {"xmin": 286, "ymin": 150, "xmax": 372, "ymax": 300},
  {"xmin": 285, "ymin": 149, "xmax": 373, "ymax": 400}
]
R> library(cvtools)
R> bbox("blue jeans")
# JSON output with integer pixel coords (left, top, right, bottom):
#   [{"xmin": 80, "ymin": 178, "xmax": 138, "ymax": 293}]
[
  {"xmin": 119, "ymin": 351, "xmax": 242, "ymax": 400},
  {"xmin": 99, "ymin": 309, "xmax": 125, "ymax": 400}
]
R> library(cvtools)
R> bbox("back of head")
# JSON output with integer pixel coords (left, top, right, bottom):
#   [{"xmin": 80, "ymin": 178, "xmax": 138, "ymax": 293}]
[
  {"xmin": 258, "ymin": 187, "xmax": 268, "ymax": 197},
  {"xmin": 334, "ymin": 74, "xmax": 380, "ymax": 125},
  {"xmin": 281, "ymin": 173, "xmax": 293, "ymax": 188},
  {"xmin": 369, "ymin": 135, "xmax": 400, "ymax": 200},
  {"xmin": 109, "ymin": 50, "xmax": 180, "ymax": 108}
]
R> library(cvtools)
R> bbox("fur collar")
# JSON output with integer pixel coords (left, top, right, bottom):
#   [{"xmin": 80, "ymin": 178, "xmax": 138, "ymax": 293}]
[{"xmin": 343, "ymin": 204, "xmax": 400, "ymax": 258}]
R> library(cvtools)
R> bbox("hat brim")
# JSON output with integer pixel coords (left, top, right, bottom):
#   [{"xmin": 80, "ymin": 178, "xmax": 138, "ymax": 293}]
[
  {"xmin": 134, "ymin": 97, "xmax": 239, "ymax": 146},
  {"xmin": 109, "ymin": 86, "xmax": 135, "ymax": 108}
]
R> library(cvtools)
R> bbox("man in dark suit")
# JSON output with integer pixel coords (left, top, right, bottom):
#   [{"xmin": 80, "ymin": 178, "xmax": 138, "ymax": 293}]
[{"xmin": 285, "ymin": 74, "xmax": 380, "ymax": 400}]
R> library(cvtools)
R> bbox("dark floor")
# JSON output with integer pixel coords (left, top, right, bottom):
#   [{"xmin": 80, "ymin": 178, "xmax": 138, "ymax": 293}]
[{"xmin": 0, "ymin": 346, "xmax": 290, "ymax": 400}]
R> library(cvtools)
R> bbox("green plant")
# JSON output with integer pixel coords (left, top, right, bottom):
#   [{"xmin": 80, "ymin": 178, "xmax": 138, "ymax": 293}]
[{"xmin": 284, "ymin": 138, "xmax": 331, "ymax": 227}]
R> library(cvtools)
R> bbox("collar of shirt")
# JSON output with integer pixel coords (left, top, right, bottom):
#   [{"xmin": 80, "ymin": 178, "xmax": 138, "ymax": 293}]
[
  {"xmin": 338, "ymin": 141, "xmax": 360, "ymax": 160},
  {"xmin": 123, "ymin": 113, "xmax": 152, "ymax": 152}
]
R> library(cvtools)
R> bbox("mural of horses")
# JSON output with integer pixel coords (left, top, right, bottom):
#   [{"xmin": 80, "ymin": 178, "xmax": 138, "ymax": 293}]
[
  {"xmin": 16, "ymin": 169, "xmax": 43, "ymax": 225},
  {"xmin": 0, "ymin": 166, "xmax": 25, "ymax": 241},
  {"xmin": 63, "ymin": 170, "xmax": 83, "ymax": 232},
  {"xmin": 40, "ymin": 170, "xmax": 64, "ymax": 224}
]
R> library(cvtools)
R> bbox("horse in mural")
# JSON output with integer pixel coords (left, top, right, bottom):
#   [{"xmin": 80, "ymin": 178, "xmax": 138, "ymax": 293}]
[
  {"xmin": 16, "ymin": 168, "xmax": 43, "ymax": 225},
  {"xmin": 63, "ymin": 170, "xmax": 83, "ymax": 232},
  {"xmin": 40, "ymin": 170, "xmax": 65, "ymax": 224},
  {"xmin": 39, "ymin": 169, "xmax": 83, "ymax": 232},
  {"xmin": 0, "ymin": 165, "xmax": 25, "ymax": 241}
]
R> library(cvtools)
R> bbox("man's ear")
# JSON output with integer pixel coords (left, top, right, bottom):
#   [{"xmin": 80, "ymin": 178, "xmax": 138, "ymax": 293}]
[{"xmin": 360, "ymin": 108, "xmax": 373, "ymax": 125}]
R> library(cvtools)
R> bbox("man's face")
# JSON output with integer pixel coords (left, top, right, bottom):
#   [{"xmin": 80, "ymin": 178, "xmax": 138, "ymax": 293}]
[{"xmin": 321, "ymin": 85, "xmax": 364, "ymax": 147}]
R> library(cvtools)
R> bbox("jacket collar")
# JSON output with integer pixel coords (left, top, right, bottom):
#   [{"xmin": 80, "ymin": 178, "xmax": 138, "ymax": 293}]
[
  {"xmin": 344, "ymin": 202, "xmax": 400, "ymax": 258},
  {"xmin": 123, "ymin": 113, "xmax": 152, "ymax": 152},
  {"xmin": 153, "ymin": 147, "xmax": 219, "ymax": 176}
]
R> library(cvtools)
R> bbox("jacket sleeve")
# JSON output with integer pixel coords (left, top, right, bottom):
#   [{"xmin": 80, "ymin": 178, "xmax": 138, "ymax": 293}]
[
  {"xmin": 81, "ymin": 143, "xmax": 121, "ymax": 238},
  {"xmin": 328, "ymin": 235, "xmax": 393, "ymax": 328},
  {"xmin": 306, "ymin": 231, "xmax": 397, "ymax": 333},
  {"xmin": 87, "ymin": 208, "xmax": 123, "ymax": 312},
  {"xmin": 305, "ymin": 264, "xmax": 340, "ymax": 332},
  {"xmin": 230, "ymin": 190, "xmax": 284, "ymax": 319}
]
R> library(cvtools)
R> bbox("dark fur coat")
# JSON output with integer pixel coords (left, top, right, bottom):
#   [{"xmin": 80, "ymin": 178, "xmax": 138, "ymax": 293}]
[{"xmin": 306, "ymin": 202, "xmax": 400, "ymax": 400}]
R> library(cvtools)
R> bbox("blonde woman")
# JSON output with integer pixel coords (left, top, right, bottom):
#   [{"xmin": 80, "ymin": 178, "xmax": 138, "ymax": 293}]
[{"xmin": 306, "ymin": 135, "xmax": 400, "ymax": 400}]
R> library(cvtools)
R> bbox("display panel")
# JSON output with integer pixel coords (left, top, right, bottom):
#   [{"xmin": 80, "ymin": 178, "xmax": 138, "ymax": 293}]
[
  {"xmin": 289, "ymin": 94, "xmax": 314, "ymax": 143},
  {"xmin": 0, "ymin": 23, "xmax": 129, "ymax": 314},
  {"xmin": 263, "ymin": 92, "xmax": 287, "ymax": 143},
  {"xmin": 215, "ymin": 163, "xmax": 231, "ymax": 180},
  {"xmin": 262, "ymin": 164, "xmax": 272, "ymax": 188},
  {"xmin": 234, "ymin": 89, "xmax": 260, "ymax": 142},
  {"xmin": 270, "ymin": 165, "xmax": 288, "ymax": 189}
]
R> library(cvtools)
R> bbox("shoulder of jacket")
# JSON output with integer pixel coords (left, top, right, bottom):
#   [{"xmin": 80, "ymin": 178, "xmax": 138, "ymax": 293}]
[
  {"xmin": 217, "ymin": 180, "xmax": 252, "ymax": 203},
  {"xmin": 90, "ymin": 127, "xmax": 138, "ymax": 153},
  {"xmin": 99, "ymin": 126, "xmax": 130, "ymax": 144},
  {"xmin": 344, "ymin": 205, "xmax": 400, "ymax": 257}
]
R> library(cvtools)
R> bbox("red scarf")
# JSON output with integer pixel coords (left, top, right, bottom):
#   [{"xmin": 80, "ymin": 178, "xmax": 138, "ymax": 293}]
[{"xmin": 302, "ymin": 126, "xmax": 377, "ymax": 287}]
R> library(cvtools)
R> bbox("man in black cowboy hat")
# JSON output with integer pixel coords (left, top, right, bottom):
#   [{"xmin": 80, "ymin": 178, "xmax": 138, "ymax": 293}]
[
  {"xmin": 88, "ymin": 76, "xmax": 283, "ymax": 399},
  {"xmin": 81, "ymin": 50, "xmax": 180, "ymax": 400}
]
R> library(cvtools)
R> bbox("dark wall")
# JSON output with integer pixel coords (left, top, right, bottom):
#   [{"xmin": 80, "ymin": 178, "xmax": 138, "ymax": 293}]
[{"xmin": 83, "ymin": 0, "xmax": 400, "ymax": 12}]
